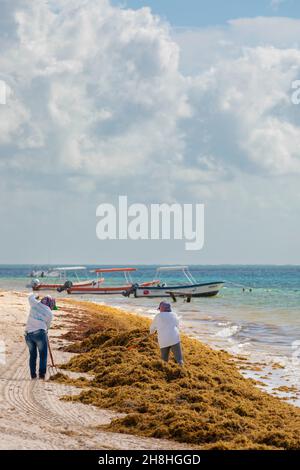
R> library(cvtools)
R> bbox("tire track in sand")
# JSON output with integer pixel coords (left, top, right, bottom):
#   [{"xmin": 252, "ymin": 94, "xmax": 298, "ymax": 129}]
[
  {"xmin": 0, "ymin": 336, "xmax": 195, "ymax": 450},
  {"xmin": 3, "ymin": 346, "xmax": 88, "ymax": 430},
  {"xmin": 1, "ymin": 345, "xmax": 122, "ymax": 450}
]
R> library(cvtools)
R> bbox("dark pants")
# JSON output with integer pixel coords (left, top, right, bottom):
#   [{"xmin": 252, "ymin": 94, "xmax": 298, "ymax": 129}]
[
  {"xmin": 160, "ymin": 342, "xmax": 184, "ymax": 365},
  {"xmin": 25, "ymin": 329, "xmax": 48, "ymax": 379}
]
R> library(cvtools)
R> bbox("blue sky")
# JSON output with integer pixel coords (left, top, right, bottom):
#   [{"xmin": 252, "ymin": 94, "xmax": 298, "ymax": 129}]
[
  {"xmin": 112, "ymin": 0, "xmax": 300, "ymax": 27},
  {"xmin": 1, "ymin": 0, "xmax": 300, "ymax": 264}
]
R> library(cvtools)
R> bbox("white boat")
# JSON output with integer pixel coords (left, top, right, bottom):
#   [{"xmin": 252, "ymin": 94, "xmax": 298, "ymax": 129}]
[
  {"xmin": 28, "ymin": 266, "xmax": 95, "ymax": 292},
  {"xmin": 125, "ymin": 266, "xmax": 224, "ymax": 298}
]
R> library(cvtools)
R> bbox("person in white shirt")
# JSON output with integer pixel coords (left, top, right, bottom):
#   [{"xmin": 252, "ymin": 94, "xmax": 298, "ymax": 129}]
[
  {"xmin": 150, "ymin": 301, "xmax": 184, "ymax": 366},
  {"xmin": 25, "ymin": 294, "xmax": 56, "ymax": 379}
]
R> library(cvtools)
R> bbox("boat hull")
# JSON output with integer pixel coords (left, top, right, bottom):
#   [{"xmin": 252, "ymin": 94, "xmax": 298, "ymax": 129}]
[
  {"xmin": 133, "ymin": 282, "xmax": 224, "ymax": 298},
  {"xmin": 67, "ymin": 280, "xmax": 159, "ymax": 295},
  {"xmin": 32, "ymin": 280, "xmax": 94, "ymax": 291},
  {"xmin": 67, "ymin": 284, "xmax": 132, "ymax": 295}
]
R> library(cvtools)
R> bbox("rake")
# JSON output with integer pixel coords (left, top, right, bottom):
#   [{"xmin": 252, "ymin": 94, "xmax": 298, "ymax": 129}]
[{"xmin": 47, "ymin": 336, "xmax": 58, "ymax": 376}]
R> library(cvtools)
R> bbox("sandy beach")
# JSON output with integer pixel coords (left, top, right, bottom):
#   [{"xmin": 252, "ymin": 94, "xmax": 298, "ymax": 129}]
[
  {"xmin": 1, "ymin": 289, "xmax": 300, "ymax": 450},
  {"xmin": 0, "ymin": 290, "xmax": 193, "ymax": 450}
]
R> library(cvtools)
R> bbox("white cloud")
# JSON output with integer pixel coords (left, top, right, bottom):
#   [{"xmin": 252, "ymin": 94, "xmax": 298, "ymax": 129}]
[
  {"xmin": 4, "ymin": 6, "xmax": 300, "ymax": 190},
  {"xmin": 175, "ymin": 17, "xmax": 300, "ymax": 74},
  {"xmin": 1, "ymin": 2, "xmax": 300, "ymax": 263},
  {"xmin": 1, "ymin": 0, "xmax": 191, "ymax": 191},
  {"xmin": 1, "ymin": 3, "xmax": 300, "ymax": 196},
  {"xmin": 175, "ymin": 20, "xmax": 300, "ymax": 179}
]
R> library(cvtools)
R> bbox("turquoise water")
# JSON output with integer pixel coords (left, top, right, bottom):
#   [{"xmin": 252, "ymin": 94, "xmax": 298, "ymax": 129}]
[
  {"xmin": 1, "ymin": 264, "xmax": 299, "ymax": 306},
  {"xmin": 1, "ymin": 264, "xmax": 299, "ymax": 350},
  {"xmin": 1, "ymin": 264, "xmax": 299, "ymax": 402}
]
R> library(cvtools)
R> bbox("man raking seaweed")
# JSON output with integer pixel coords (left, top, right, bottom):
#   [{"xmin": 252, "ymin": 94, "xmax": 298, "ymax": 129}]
[
  {"xmin": 150, "ymin": 301, "xmax": 184, "ymax": 366},
  {"xmin": 25, "ymin": 294, "xmax": 58, "ymax": 380}
]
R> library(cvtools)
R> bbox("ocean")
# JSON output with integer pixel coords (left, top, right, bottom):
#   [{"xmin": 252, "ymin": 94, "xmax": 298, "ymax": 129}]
[{"xmin": 1, "ymin": 264, "xmax": 300, "ymax": 404}]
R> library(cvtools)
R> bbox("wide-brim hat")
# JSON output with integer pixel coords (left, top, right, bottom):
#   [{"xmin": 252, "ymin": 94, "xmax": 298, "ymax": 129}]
[{"xmin": 158, "ymin": 301, "xmax": 171, "ymax": 312}]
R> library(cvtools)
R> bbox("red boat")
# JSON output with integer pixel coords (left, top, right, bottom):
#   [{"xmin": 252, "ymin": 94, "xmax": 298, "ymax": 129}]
[{"xmin": 67, "ymin": 267, "xmax": 159, "ymax": 295}]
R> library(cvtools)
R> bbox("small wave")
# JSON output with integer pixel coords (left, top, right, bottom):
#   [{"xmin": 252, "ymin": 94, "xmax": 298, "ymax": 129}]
[
  {"xmin": 228, "ymin": 343, "xmax": 251, "ymax": 355},
  {"xmin": 215, "ymin": 324, "xmax": 241, "ymax": 338}
]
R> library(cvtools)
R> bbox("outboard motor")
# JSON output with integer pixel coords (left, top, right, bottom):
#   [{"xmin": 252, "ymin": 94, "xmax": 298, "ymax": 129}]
[
  {"xmin": 122, "ymin": 283, "xmax": 139, "ymax": 297},
  {"xmin": 31, "ymin": 278, "xmax": 40, "ymax": 290},
  {"xmin": 57, "ymin": 280, "xmax": 73, "ymax": 293}
]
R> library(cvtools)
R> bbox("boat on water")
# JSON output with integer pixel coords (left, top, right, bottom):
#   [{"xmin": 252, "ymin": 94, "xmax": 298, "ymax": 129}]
[
  {"xmin": 67, "ymin": 267, "xmax": 159, "ymax": 295},
  {"xmin": 124, "ymin": 266, "xmax": 224, "ymax": 298},
  {"xmin": 29, "ymin": 266, "xmax": 95, "ymax": 292},
  {"xmin": 28, "ymin": 268, "xmax": 49, "ymax": 278}
]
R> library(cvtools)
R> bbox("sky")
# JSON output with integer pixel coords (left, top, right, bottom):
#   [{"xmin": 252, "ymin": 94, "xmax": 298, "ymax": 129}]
[
  {"xmin": 0, "ymin": 0, "xmax": 300, "ymax": 265},
  {"xmin": 112, "ymin": 0, "xmax": 300, "ymax": 27}
]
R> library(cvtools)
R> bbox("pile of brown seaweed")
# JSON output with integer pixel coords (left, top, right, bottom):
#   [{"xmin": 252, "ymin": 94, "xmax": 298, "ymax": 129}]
[{"xmin": 57, "ymin": 300, "xmax": 300, "ymax": 450}]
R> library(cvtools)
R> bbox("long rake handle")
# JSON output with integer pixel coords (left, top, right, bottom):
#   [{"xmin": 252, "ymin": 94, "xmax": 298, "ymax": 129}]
[{"xmin": 47, "ymin": 336, "xmax": 56, "ymax": 367}]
